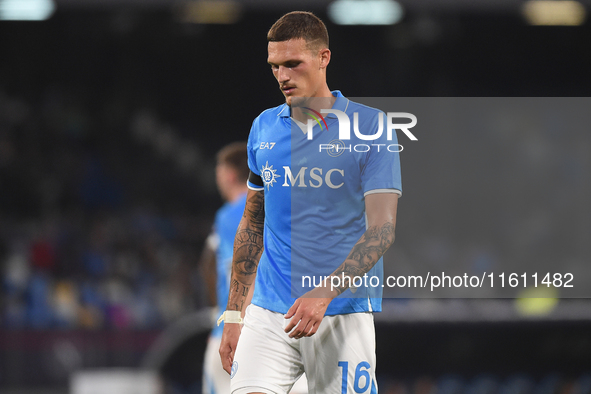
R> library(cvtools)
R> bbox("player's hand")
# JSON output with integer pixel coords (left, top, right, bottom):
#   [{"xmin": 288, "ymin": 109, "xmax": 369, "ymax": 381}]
[
  {"xmin": 219, "ymin": 322, "xmax": 242, "ymax": 374},
  {"xmin": 284, "ymin": 287, "xmax": 334, "ymax": 339}
]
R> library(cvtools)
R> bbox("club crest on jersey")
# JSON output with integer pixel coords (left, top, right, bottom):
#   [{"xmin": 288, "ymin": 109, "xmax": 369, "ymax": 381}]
[
  {"xmin": 231, "ymin": 361, "xmax": 238, "ymax": 378},
  {"xmin": 325, "ymin": 139, "xmax": 346, "ymax": 157},
  {"xmin": 261, "ymin": 161, "xmax": 279, "ymax": 189}
]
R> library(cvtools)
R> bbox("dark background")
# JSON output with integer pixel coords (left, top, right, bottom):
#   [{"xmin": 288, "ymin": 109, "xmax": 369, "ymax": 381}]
[{"xmin": 1, "ymin": 1, "xmax": 590, "ymax": 393}]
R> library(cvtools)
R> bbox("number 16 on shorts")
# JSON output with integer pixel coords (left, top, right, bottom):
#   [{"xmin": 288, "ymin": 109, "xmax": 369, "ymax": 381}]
[{"xmin": 338, "ymin": 361, "xmax": 378, "ymax": 394}]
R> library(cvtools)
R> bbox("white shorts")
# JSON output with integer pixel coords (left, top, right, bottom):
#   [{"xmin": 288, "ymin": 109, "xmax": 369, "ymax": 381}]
[
  {"xmin": 203, "ymin": 336, "xmax": 230, "ymax": 394},
  {"xmin": 203, "ymin": 329, "xmax": 308, "ymax": 394},
  {"xmin": 231, "ymin": 304, "xmax": 377, "ymax": 394}
]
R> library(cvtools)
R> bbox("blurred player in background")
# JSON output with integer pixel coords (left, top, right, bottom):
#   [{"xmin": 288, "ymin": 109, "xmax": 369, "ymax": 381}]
[
  {"xmin": 218, "ymin": 11, "xmax": 401, "ymax": 394},
  {"xmin": 202, "ymin": 142, "xmax": 308, "ymax": 394},
  {"xmin": 201, "ymin": 142, "xmax": 249, "ymax": 394}
]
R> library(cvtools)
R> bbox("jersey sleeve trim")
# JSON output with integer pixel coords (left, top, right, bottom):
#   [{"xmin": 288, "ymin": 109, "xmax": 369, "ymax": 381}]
[
  {"xmin": 364, "ymin": 188, "xmax": 402, "ymax": 197},
  {"xmin": 247, "ymin": 171, "xmax": 264, "ymax": 191},
  {"xmin": 247, "ymin": 183, "xmax": 264, "ymax": 191}
]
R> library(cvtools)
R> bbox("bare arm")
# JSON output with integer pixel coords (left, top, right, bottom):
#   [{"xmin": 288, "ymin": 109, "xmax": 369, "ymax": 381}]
[
  {"xmin": 226, "ymin": 188, "xmax": 265, "ymax": 312},
  {"xmin": 331, "ymin": 192, "xmax": 397, "ymax": 295},
  {"xmin": 242, "ymin": 280, "xmax": 255, "ymax": 319},
  {"xmin": 219, "ymin": 188, "xmax": 264, "ymax": 373},
  {"xmin": 284, "ymin": 192, "xmax": 398, "ymax": 338}
]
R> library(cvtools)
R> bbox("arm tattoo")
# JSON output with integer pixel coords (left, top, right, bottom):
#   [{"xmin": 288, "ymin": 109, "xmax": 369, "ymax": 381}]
[
  {"xmin": 226, "ymin": 191, "xmax": 265, "ymax": 311},
  {"xmin": 244, "ymin": 190, "xmax": 265, "ymax": 232},
  {"xmin": 331, "ymin": 222, "xmax": 395, "ymax": 295}
]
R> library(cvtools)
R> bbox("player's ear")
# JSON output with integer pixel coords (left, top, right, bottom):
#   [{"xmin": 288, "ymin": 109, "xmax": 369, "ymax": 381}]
[{"xmin": 319, "ymin": 48, "xmax": 331, "ymax": 69}]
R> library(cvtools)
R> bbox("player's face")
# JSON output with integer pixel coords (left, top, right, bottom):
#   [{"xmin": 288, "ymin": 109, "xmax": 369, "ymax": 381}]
[
  {"xmin": 216, "ymin": 163, "xmax": 233, "ymax": 201},
  {"xmin": 267, "ymin": 38, "xmax": 329, "ymax": 106}
]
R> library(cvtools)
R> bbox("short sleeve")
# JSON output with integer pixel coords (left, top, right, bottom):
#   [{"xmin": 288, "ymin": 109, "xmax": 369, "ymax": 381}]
[
  {"xmin": 360, "ymin": 111, "xmax": 402, "ymax": 196},
  {"xmin": 247, "ymin": 118, "xmax": 260, "ymax": 176},
  {"xmin": 246, "ymin": 117, "xmax": 265, "ymax": 191}
]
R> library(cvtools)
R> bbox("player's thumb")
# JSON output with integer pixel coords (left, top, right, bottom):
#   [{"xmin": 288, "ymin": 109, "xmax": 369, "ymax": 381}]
[
  {"xmin": 221, "ymin": 353, "xmax": 231, "ymax": 374},
  {"xmin": 223, "ymin": 359, "xmax": 232, "ymax": 375}
]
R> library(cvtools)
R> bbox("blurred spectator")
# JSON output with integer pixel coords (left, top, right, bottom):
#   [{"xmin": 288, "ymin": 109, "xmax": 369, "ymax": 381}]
[{"xmin": 0, "ymin": 86, "xmax": 213, "ymax": 330}]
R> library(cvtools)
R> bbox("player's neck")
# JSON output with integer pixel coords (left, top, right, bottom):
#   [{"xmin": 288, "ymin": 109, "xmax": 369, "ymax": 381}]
[
  {"xmin": 227, "ymin": 186, "xmax": 248, "ymax": 203},
  {"xmin": 315, "ymin": 83, "xmax": 333, "ymax": 99},
  {"xmin": 290, "ymin": 85, "xmax": 335, "ymax": 124}
]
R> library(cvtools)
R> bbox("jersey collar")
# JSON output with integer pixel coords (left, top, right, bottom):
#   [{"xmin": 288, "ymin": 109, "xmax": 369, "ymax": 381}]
[{"xmin": 278, "ymin": 90, "xmax": 349, "ymax": 118}]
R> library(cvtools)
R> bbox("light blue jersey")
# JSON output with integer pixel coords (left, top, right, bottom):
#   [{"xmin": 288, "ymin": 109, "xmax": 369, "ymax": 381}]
[
  {"xmin": 247, "ymin": 91, "xmax": 402, "ymax": 316},
  {"xmin": 211, "ymin": 192, "xmax": 247, "ymax": 338}
]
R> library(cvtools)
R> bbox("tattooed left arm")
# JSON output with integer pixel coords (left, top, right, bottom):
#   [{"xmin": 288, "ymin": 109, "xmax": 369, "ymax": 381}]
[
  {"xmin": 284, "ymin": 192, "xmax": 399, "ymax": 338},
  {"xmin": 330, "ymin": 193, "xmax": 397, "ymax": 296}
]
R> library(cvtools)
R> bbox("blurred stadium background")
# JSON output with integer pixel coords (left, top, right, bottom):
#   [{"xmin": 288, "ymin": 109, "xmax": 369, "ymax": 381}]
[{"xmin": 1, "ymin": 0, "xmax": 591, "ymax": 393}]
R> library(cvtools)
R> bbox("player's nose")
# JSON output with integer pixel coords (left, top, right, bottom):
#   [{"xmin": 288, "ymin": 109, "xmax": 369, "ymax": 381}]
[{"xmin": 277, "ymin": 66, "xmax": 290, "ymax": 82}]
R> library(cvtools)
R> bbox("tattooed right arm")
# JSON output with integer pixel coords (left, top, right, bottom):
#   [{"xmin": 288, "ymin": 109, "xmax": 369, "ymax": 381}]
[{"xmin": 226, "ymin": 188, "xmax": 265, "ymax": 312}]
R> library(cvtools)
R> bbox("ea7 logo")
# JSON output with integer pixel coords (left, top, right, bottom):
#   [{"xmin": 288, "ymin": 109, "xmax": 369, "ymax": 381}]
[
  {"xmin": 306, "ymin": 111, "xmax": 417, "ymax": 142},
  {"xmin": 282, "ymin": 166, "xmax": 344, "ymax": 189},
  {"xmin": 259, "ymin": 142, "xmax": 276, "ymax": 149}
]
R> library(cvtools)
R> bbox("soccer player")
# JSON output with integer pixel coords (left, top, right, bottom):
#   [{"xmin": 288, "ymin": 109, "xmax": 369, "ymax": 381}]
[
  {"xmin": 201, "ymin": 142, "xmax": 249, "ymax": 394},
  {"xmin": 218, "ymin": 11, "xmax": 401, "ymax": 394}
]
